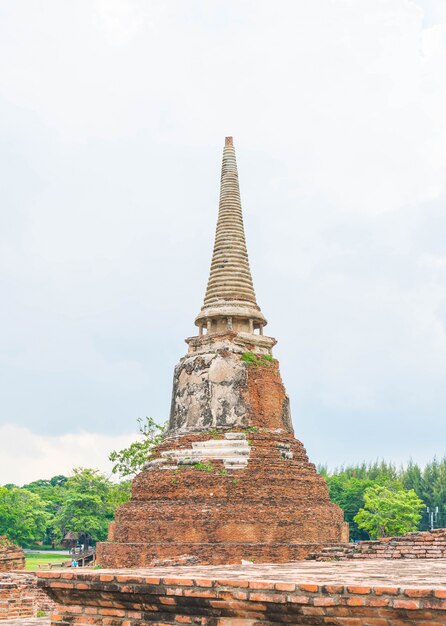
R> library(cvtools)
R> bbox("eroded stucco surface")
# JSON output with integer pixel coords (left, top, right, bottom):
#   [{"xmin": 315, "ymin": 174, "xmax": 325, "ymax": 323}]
[{"xmin": 168, "ymin": 352, "xmax": 249, "ymax": 433}]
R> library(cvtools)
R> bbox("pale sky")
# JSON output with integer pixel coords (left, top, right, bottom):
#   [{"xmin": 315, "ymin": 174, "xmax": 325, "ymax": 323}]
[{"xmin": 1, "ymin": 0, "xmax": 446, "ymax": 485}]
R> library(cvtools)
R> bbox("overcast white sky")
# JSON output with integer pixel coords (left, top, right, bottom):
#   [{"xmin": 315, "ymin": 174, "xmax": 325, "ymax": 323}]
[{"xmin": 1, "ymin": 0, "xmax": 446, "ymax": 485}]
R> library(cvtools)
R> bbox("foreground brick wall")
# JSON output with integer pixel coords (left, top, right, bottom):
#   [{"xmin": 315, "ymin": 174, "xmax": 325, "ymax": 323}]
[
  {"xmin": 0, "ymin": 537, "xmax": 25, "ymax": 571},
  {"xmin": 309, "ymin": 528, "xmax": 446, "ymax": 561},
  {"xmin": 38, "ymin": 567, "xmax": 446, "ymax": 626},
  {"xmin": 0, "ymin": 572, "xmax": 56, "ymax": 621}
]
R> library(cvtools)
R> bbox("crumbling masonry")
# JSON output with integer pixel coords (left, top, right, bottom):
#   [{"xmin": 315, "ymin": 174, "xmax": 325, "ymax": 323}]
[{"xmin": 97, "ymin": 137, "xmax": 347, "ymax": 567}]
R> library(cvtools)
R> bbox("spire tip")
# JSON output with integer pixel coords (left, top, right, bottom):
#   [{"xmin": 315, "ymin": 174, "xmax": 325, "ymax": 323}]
[{"xmin": 225, "ymin": 136, "xmax": 233, "ymax": 146}]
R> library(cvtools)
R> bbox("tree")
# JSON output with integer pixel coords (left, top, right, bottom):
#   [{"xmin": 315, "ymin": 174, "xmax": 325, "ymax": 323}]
[
  {"xmin": 0, "ymin": 487, "xmax": 49, "ymax": 545},
  {"xmin": 109, "ymin": 417, "xmax": 165, "ymax": 478},
  {"xmin": 325, "ymin": 474, "xmax": 375, "ymax": 541},
  {"xmin": 53, "ymin": 468, "xmax": 130, "ymax": 543},
  {"xmin": 354, "ymin": 484, "xmax": 425, "ymax": 539},
  {"xmin": 24, "ymin": 475, "xmax": 69, "ymax": 547},
  {"xmin": 54, "ymin": 469, "xmax": 111, "ymax": 542}
]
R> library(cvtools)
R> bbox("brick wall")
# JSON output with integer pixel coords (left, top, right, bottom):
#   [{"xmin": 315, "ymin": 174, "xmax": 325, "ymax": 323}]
[
  {"xmin": 308, "ymin": 528, "xmax": 446, "ymax": 561},
  {"xmin": 0, "ymin": 572, "xmax": 56, "ymax": 621},
  {"xmin": 38, "ymin": 569, "xmax": 446, "ymax": 626},
  {"xmin": 0, "ymin": 537, "xmax": 25, "ymax": 571}
]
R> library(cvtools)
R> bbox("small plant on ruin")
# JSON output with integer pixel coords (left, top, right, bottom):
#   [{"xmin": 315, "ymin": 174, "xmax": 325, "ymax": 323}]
[
  {"xmin": 206, "ymin": 428, "xmax": 223, "ymax": 439},
  {"xmin": 193, "ymin": 462, "xmax": 215, "ymax": 472},
  {"xmin": 218, "ymin": 469, "xmax": 228, "ymax": 476},
  {"xmin": 241, "ymin": 351, "xmax": 274, "ymax": 368},
  {"xmin": 109, "ymin": 417, "xmax": 166, "ymax": 478},
  {"xmin": 245, "ymin": 426, "xmax": 258, "ymax": 433},
  {"xmin": 36, "ymin": 611, "xmax": 47, "ymax": 618},
  {"xmin": 241, "ymin": 351, "xmax": 257, "ymax": 365},
  {"xmin": 232, "ymin": 479, "xmax": 239, "ymax": 484}
]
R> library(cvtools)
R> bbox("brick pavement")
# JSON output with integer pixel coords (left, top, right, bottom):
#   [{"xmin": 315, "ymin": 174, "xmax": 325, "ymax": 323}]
[
  {"xmin": 38, "ymin": 560, "xmax": 446, "ymax": 625},
  {"xmin": 1, "ymin": 617, "xmax": 51, "ymax": 626}
]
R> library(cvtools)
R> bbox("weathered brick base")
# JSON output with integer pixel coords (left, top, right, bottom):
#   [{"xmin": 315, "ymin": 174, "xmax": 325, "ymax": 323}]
[
  {"xmin": 38, "ymin": 561, "xmax": 446, "ymax": 625},
  {"xmin": 0, "ymin": 572, "xmax": 56, "ymax": 621},
  {"xmin": 308, "ymin": 528, "xmax": 446, "ymax": 561},
  {"xmin": 98, "ymin": 430, "xmax": 347, "ymax": 568}
]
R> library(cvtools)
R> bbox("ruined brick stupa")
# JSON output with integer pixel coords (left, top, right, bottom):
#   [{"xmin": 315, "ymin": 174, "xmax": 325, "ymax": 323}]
[{"xmin": 97, "ymin": 138, "xmax": 347, "ymax": 567}]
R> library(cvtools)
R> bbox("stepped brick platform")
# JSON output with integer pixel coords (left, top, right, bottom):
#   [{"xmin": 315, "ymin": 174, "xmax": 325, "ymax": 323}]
[
  {"xmin": 98, "ymin": 428, "xmax": 346, "ymax": 568},
  {"xmin": 38, "ymin": 560, "xmax": 446, "ymax": 625},
  {"xmin": 308, "ymin": 528, "xmax": 446, "ymax": 561}
]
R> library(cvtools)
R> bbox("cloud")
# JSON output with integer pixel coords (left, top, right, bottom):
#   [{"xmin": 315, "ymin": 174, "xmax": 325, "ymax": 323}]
[
  {"xmin": 0, "ymin": 424, "xmax": 136, "ymax": 486},
  {"xmin": 0, "ymin": 1, "xmax": 446, "ymax": 475}
]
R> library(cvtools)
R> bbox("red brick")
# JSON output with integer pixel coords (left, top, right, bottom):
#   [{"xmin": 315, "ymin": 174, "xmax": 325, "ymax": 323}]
[
  {"xmin": 194, "ymin": 578, "xmax": 214, "ymax": 587},
  {"xmin": 346, "ymin": 596, "xmax": 364, "ymax": 606},
  {"xmin": 298, "ymin": 584, "xmax": 319, "ymax": 592},
  {"xmin": 98, "ymin": 608, "xmax": 126, "ymax": 616},
  {"xmin": 346, "ymin": 585, "xmax": 371, "ymax": 594},
  {"xmin": 404, "ymin": 587, "xmax": 432, "ymax": 597},
  {"xmin": 249, "ymin": 592, "xmax": 286, "ymax": 603},
  {"xmin": 217, "ymin": 590, "xmax": 248, "ymax": 601},
  {"xmin": 393, "ymin": 599, "xmax": 420, "ymax": 609},
  {"xmin": 163, "ymin": 577, "xmax": 194, "ymax": 586},
  {"xmin": 323, "ymin": 584, "xmax": 344, "ymax": 594},
  {"xmin": 248, "ymin": 580, "xmax": 275, "ymax": 590},
  {"xmin": 374, "ymin": 586, "xmax": 400, "ymax": 595},
  {"xmin": 364, "ymin": 596, "xmax": 389, "ymax": 607},
  {"xmin": 220, "ymin": 579, "xmax": 249, "ymax": 588},
  {"xmin": 183, "ymin": 589, "xmax": 215, "ymax": 598},
  {"xmin": 275, "ymin": 582, "xmax": 296, "ymax": 592},
  {"xmin": 313, "ymin": 596, "xmax": 335, "ymax": 606},
  {"xmin": 165, "ymin": 587, "xmax": 185, "ymax": 596},
  {"xmin": 64, "ymin": 605, "xmax": 83, "ymax": 613},
  {"xmin": 287, "ymin": 595, "xmax": 310, "ymax": 604}
]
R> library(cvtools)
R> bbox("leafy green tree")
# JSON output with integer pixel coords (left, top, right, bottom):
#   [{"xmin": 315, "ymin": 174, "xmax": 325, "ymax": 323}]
[
  {"xmin": 24, "ymin": 475, "xmax": 69, "ymax": 547},
  {"xmin": 54, "ymin": 469, "xmax": 117, "ymax": 542},
  {"xmin": 0, "ymin": 487, "xmax": 49, "ymax": 545},
  {"xmin": 325, "ymin": 474, "xmax": 374, "ymax": 540},
  {"xmin": 109, "ymin": 417, "xmax": 165, "ymax": 478},
  {"xmin": 354, "ymin": 484, "xmax": 425, "ymax": 539},
  {"xmin": 53, "ymin": 468, "xmax": 131, "ymax": 543}
]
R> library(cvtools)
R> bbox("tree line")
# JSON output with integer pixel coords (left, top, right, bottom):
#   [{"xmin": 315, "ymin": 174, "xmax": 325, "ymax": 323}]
[
  {"xmin": 0, "ymin": 469, "xmax": 131, "ymax": 547},
  {"xmin": 1, "ymin": 420, "xmax": 445, "ymax": 546},
  {"xmin": 321, "ymin": 458, "xmax": 446, "ymax": 540}
]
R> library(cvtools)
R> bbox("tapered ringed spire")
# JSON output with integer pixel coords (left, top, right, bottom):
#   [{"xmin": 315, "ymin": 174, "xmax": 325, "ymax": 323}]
[{"xmin": 195, "ymin": 137, "xmax": 267, "ymax": 336}]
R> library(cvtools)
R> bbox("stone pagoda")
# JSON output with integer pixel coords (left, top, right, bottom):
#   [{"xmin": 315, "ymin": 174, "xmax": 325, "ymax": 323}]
[{"xmin": 97, "ymin": 138, "xmax": 347, "ymax": 568}]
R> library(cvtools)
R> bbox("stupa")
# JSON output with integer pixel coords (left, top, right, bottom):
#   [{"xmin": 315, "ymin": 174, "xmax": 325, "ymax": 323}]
[{"xmin": 97, "ymin": 138, "xmax": 347, "ymax": 567}]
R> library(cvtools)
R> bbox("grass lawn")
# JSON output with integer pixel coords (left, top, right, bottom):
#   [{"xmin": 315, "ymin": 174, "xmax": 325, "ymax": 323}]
[{"xmin": 25, "ymin": 552, "xmax": 71, "ymax": 571}]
